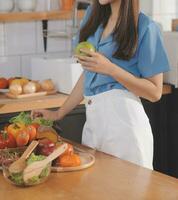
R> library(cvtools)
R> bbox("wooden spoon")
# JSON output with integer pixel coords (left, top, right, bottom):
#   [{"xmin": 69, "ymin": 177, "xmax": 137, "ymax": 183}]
[
  {"xmin": 23, "ymin": 143, "xmax": 67, "ymax": 183},
  {"xmin": 9, "ymin": 140, "xmax": 39, "ymax": 174}
]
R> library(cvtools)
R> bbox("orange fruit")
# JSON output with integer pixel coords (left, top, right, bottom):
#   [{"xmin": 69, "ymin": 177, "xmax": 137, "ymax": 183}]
[{"xmin": 59, "ymin": 153, "xmax": 81, "ymax": 167}]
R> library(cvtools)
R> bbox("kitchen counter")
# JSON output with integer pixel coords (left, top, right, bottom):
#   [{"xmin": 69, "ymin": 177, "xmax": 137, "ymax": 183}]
[
  {"xmin": 0, "ymin": 142, "xmax": 178, "ymax": 200},
  {"xmin": 0, "ymin": 93, "xmax": 85, "ymax": 114},
  {"xmin": 0, "ymin": 84, "xmax": 172, "ymax": 114}
]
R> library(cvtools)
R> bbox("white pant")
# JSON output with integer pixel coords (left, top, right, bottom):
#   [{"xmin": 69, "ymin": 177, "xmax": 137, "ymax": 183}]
[{"xmin": 82, "ymin": 89, "xmax": 153, "ymax": 169}]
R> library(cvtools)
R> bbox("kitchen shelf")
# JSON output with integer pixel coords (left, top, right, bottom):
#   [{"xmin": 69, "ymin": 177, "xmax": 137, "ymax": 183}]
[{"xmin": 0, "ymin": 10, "xmax": 85, "ymax": 22}]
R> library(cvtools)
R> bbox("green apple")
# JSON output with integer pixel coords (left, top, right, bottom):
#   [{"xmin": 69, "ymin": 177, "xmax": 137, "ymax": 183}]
[{"xmin": 75, "ymin": 41, "xmax": 95, "ymax": 56}]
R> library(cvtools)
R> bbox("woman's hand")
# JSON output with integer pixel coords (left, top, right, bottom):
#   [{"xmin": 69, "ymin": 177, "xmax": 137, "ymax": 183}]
[
  {"xmin": 76, "ymin": 49, "xmax": 114, "ymax": 76},
  {"xmin": 31, "ymin": 109, "xmax": 59, "ymax": 121}
]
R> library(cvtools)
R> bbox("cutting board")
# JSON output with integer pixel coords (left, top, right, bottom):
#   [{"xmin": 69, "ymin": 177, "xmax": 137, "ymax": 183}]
[{"xmin": 6, "ymin": 90, "xmax": 57, "ymax": 99}]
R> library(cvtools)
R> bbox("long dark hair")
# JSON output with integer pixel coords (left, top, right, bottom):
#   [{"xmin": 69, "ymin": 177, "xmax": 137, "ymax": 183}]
[{"xmin": 79, "ymin": 0, "xmax": 139, "ymax": 60}]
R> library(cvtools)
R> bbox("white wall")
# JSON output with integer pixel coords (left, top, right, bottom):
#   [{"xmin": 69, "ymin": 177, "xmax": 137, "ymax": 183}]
[
  {"xmin": 1, "ymin": 0, "xmax": 178, "ymax": 79},
  {"xmin": 140, "ymin": 0, "xmax": 178, "ymax": 31},
  {"xmin": 140, "ymin": 0, "xmax": 153, "ymax": 16},
  {"xmin": 0, "ymin": 0, "xmax": 72, "ymax": 78}
]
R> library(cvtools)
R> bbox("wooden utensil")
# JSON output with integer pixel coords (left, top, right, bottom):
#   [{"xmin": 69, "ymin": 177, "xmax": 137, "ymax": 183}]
[
  {"xmin": 23, "ymin": 143, "xmax": 68, "ymax": 183},
  {"xmin": 9, "ymin": 140, "xmax": 39, "ymax": 174}
]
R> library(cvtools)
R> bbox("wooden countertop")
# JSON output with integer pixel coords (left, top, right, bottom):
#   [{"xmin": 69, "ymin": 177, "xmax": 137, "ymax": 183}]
[
  {"xmin": 0, "ymin": 84, "xmax": 172, "ymax": 114},
  {"xmin": 0, "ymin": 93, "xmax": 78, "ymax": 114},
  {"xmin": 0, "ymin": 10, "xmax": 85, "ymax": 22},
  {"xmin": 0, "ymin": 142, "xmax": 178, "ymax": 200}
]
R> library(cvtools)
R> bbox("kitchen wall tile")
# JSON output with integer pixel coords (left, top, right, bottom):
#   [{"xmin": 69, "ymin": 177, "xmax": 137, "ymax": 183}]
[
  {"xmin": 36, "ymin": 0, "xmax": 60, "ymax": 11},
  {"xmin": 0, "ymin": 56, "xmax": 21, "ymax": 77},
  {"xmin": 36, "ymin": 21, "xmax": 44, "ymax": 54},
  {"xmin": 21, "ymin": 56, "xmax": 33, "ymax": 79},
  {"xmin": 152, "ymin": 0, "xmax": 161, "ymax": 15},
  {"xmin": 140, "ymin": 0, "xmax": 178, "ymax": 31},
  {"xmin": 155, "ymin": 0, "xmax": 177, "ymax": 15},
  {"xmin": 4, "ymin": 22, "xmax": 37, "ymax": 56},
  {"xmin": 36, "ymin": 0, "xmax": 46, "ymax": 11},
  {"xmin": 36, "ymin": 19, "xmax": 68, "ymax": 54},
  {"xmin": 0, "ymin": 23, "xmax": 5, "ymax": 56},
  {"xmin": 46, "ymin": 20, "xmax": 68, "ymax": 53},
  {"xmin": 140, "ymin": 0, "xmax": 153, "ymax": 16}
]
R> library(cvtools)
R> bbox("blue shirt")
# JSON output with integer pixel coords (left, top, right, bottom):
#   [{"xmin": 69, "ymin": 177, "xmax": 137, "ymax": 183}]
[{"xmin": 74, "ymin": 6, "xmax": 170, "ymax": 96}]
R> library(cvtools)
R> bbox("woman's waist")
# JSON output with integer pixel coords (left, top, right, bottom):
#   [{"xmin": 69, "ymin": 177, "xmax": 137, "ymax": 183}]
[
  {"xmin": 84, "ymin": 82, "xmax": 125, "ymax": 96},
  {"xmin": 84, "ymin": 88, "xmax": 141, "ymax": 105}
]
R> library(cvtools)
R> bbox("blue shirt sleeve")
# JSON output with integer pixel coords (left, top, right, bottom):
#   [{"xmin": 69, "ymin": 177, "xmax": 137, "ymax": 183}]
[
  {"xmin": 137, "ymin": 22, "xmax": 170, "ymax": 78},
  {"xmin": 72, "ymin": 6, "xmax": 92, "ymax": 48}
]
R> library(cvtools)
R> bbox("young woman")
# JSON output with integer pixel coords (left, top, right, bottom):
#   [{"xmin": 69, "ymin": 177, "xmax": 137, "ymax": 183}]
[{"xmin": 32, "ymin": 0, "xmax": 170, "ymax": 169}]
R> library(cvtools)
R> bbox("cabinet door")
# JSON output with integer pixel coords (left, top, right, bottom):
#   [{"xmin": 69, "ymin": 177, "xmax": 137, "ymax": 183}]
[
  {"xmin": 166, "ymin": 89, "xmax": 178, "ymax": 178},
  {"xmin": 142, "ymin": 96, "xmax": 169, "ymax": 174},
  {"xmin": 54, "ymin": 105, "xmax": 86, "ymax": 143}
]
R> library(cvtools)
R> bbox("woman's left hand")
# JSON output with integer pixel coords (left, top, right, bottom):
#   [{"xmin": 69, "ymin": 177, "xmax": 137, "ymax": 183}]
[{"xmin": 76, "ymin": 49, "xmax": 114, "ymax": 76}]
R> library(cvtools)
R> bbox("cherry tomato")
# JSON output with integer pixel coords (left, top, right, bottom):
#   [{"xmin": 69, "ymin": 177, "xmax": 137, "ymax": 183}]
[
  {"xmin": 0, "ymin": 131, "xmax": 16, "ymax": 149},
  {"xmin": 16, "ymin": 130, "xmax": 29, "ymax": 147},
  {"xmin": 26, "ymin": 125, "xmax": 37, "ymax": 142}
]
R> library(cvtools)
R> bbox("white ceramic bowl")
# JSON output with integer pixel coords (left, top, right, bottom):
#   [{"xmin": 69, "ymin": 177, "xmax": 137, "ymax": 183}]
[
  {"xmin": 0, "ymin": 0, "xmax": 15, "ymax": 13},
  {"xmin": 17, "ymin": 0, "xmax": 37, "ymax": 12}
]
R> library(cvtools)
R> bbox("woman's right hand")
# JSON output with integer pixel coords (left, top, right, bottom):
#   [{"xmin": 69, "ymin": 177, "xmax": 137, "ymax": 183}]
[{"xmin": 31, "ymin": 109, "xmax": 59, "ymax": 121}]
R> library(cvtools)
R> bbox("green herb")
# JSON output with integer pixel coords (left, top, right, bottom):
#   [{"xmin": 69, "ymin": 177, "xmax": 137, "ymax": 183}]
[
  {"xmin": 32, "ymin": 118, "xmax": 53, "ymax": 127},
  {"xmin": 9, "ymin": 112, "xmax": 32, "ymax": 125},
  {"xmin": 26, "ymin": 153, "xmax": 46, "ymax": 165},
  {"xmin": 10, "ymin": 172, "xmax": 24, "ymax": 185},
  {"xmin": 9, "ymin": 112, "xmax": 54, "ymax": 127}
]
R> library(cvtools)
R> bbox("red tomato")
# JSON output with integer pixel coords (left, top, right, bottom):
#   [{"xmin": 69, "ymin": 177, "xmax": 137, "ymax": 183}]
[
  {"xmin": 16, "ymin": 130, "xmax": 29, "ymax": 147},
  {"xmin": 0, "ymin": 131, "xmax": 16, "ymax": 149},
  {"xmin": 0, "ymin": 78, "xmax": 8, "ymax": 89},
  {"xmin": 26, "ymin": 125, "xmax": 37, "ymax": 142}
]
